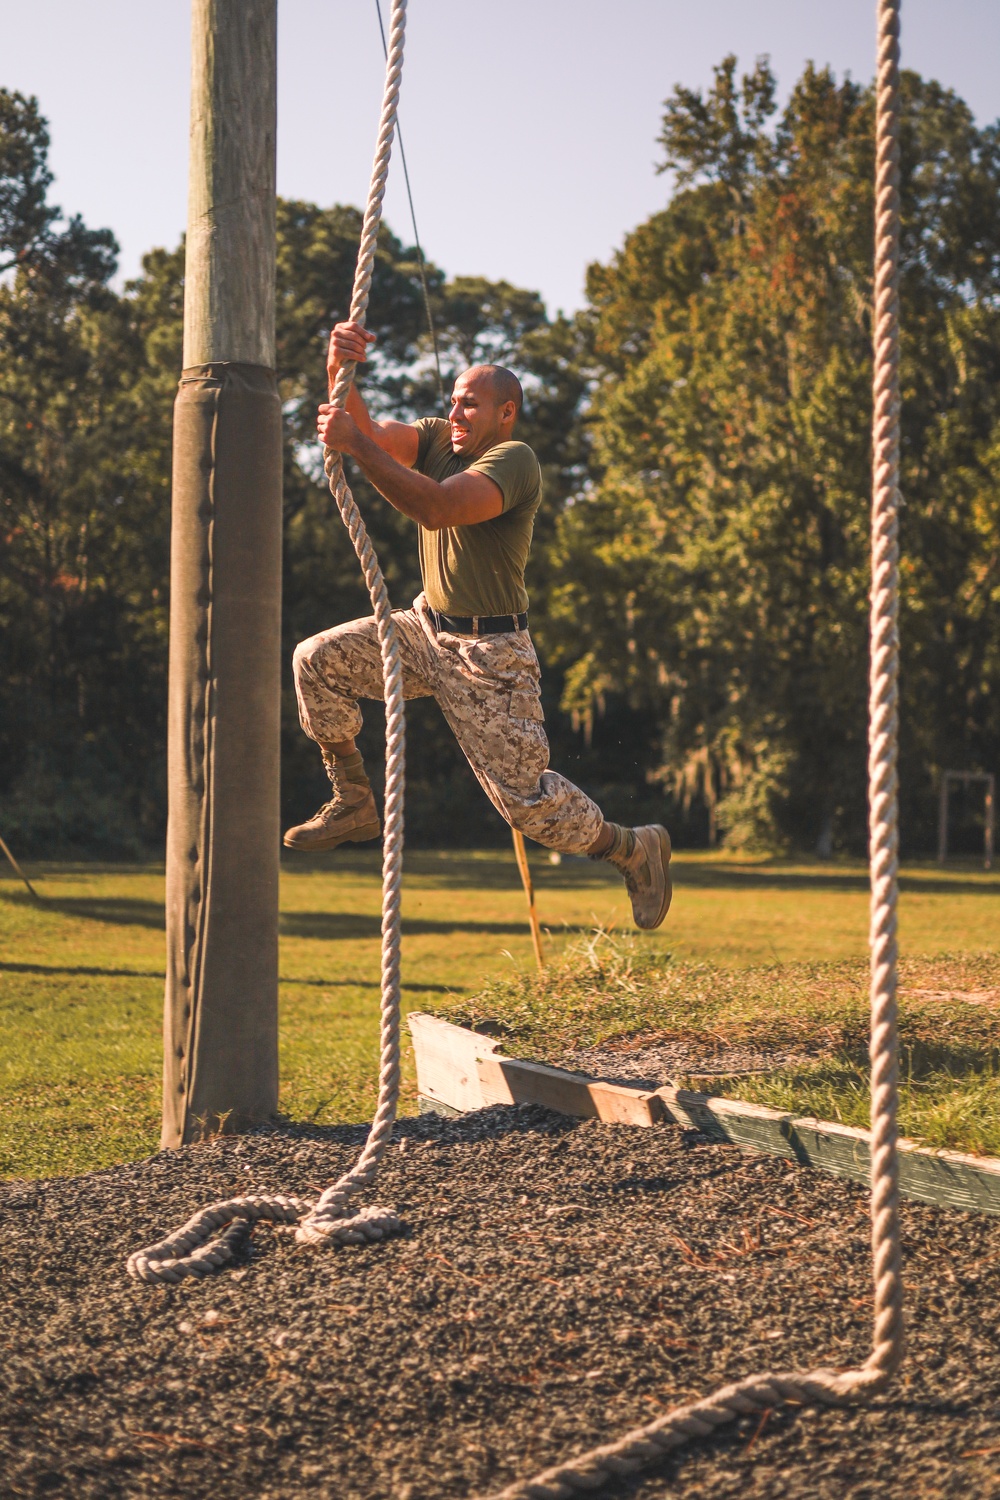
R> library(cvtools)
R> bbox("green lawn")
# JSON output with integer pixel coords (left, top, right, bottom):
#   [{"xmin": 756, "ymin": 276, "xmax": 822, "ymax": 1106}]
[{"xmin": 1, "ymin": 849, "xmax": 998, "ymax": 1178}]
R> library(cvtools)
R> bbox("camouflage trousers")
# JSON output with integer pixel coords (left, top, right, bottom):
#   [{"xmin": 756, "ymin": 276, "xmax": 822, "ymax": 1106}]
[{"xmin": 292, "ymin": 593, "xmax": 605, "ymax": 855}]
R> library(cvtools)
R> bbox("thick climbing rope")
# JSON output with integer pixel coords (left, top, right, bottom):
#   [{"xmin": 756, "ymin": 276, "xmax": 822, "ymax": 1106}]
[
  {"xmin": 475, "ymin": 4, "xmax": 907, "ymax": 1494},
  {"xmin": 127, "ymin": 0, "xmax": 411, "ymax": 1285},
  {"xmin": 130, "ymin": 6, "xmax": 907, "ymax": 1497}
]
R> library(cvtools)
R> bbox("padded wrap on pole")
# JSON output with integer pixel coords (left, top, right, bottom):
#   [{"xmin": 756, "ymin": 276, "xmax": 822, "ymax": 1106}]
[{"xmin": 162, "ymin": 361, "xmax": 282, "ymax": 1147}]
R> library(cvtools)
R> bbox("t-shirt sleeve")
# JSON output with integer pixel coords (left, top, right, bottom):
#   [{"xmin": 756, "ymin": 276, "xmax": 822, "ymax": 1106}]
[
  {"xmin": 414, "ymin": 416, "xmax": 450, "ymax": 473},
  {"xmin": 467, "ymin": 442, "xmax": 541, "ymax": 514}
]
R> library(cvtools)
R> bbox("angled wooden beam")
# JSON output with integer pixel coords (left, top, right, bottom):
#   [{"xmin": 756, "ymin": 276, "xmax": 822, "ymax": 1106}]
[
  {"xmin": 0, "ymin": 832, "xmax": 39, "ymax": 900},
  {"xmin": 511, "ymin": 829, "xmax": 544, "ymax": 969}
]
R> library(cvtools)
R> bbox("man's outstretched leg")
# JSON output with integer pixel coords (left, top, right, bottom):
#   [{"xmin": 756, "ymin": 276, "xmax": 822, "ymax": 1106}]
[
  {"xmin": 284, "ymin": 612, "xmax": 432, "ymax": 851},
  {"xmin": 423, "ymin": 607, "xmax": 672, "ymax": 931}
]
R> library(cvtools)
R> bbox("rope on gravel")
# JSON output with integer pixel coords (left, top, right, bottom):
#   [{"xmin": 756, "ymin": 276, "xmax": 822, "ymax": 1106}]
[
  {"xmin": 127, "ymin": 0, "xmax": 411, "ymax": 1287},
  {"xmin": 476, "ymin": 3, "xmax": 906, "ymax": 1494}
]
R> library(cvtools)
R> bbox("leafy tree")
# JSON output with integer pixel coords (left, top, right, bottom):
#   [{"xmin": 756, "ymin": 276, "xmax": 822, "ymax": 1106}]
[
  {"xmin": 13, "ymin": 61, "xmax": 993, "ymax": 861},
  {"xmin": 545, "ymin": 58, "xmax": 1000, "ymax": 853},
  {"xmin": 0, "ymin": 103, "xmax": 596, "ymax": 852},
  {"xmin": 0, "ymin": 89, "xmax": 168, "ymax": 853}
]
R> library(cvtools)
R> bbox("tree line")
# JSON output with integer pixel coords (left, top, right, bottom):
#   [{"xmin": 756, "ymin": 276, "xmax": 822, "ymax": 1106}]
[{"xmin": 1, "ymin": 59, "xmax": 998, "ymax": 859}]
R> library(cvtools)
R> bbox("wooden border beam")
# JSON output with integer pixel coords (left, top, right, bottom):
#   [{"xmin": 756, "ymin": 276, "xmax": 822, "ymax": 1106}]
[{"xmin": 409, "ymin": 1014, "xmax": 1000, "ymax": 1217}]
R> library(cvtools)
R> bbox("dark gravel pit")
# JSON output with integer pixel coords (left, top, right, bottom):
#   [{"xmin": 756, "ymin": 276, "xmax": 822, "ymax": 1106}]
[{"xmin": 1, "ymin": 1107, "xmax": 999, "ymax": 1500}]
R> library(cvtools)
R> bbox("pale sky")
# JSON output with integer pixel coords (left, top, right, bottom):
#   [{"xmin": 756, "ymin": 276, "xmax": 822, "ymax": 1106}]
[{"xmin": 4, "ymin": 1, "xmax": 1000, "ymax": 316}]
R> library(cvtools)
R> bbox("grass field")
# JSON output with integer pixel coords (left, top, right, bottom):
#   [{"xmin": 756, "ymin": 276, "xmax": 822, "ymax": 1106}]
[{"xmin": 1, "ymin": 849, "xmax": 998, "ymax": 1178}]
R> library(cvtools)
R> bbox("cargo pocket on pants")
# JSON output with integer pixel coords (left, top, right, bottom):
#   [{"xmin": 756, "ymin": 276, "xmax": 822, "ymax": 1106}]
[{"xmin": 501, "ymin": 689, "xmax": 550, "ymax": 792}]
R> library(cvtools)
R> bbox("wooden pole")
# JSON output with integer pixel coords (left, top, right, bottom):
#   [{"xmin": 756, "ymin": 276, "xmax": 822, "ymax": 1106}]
[
  {"xmin": 161, "ymin": 0, "xmax": 282, "ymax": 1146},
  {"xmin": 183, "ymin": 0, "xmax": 278, "ymax": 369},
  {"xmin": 511, "ymin": 829, "xmax": 545, "ymax": 970}
]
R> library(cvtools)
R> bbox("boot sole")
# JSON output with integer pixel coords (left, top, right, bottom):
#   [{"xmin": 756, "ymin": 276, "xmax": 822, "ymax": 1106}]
[
  {"xmin": 637, "ymin": 825, "xmax": 673, "ymax": 930},
  {"xmin": 283, "ymin": 821, "xmax": 382, "ymax": 852}
]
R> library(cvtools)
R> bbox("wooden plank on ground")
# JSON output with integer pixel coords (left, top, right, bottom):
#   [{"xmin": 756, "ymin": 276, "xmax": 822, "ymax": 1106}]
[
  {"xmin": 785, "ymin": 1118, "xmax": 870, "ymax": 1185},
  {"xmin": 654, "ymin": 1086, "xmax": 797, "ymax": 1159},
  {"xmin": 477, "ymin": 1055, "xmax": 660, "ymax": 1126},
  {"xmin": 408, "ymin": 1013, "xmax": 496, "ymax": 1114},
  {"xmin": 895, "ymin": 1137, "xmax": 1000, "ymax": 1215},
  {"xmin": 408, "ymin": 1013, "xmax": 1000, "ymax": 1215},
  {"xmin": 784, "ymin": 1117, "xmax": 1000, "ymax": 1215}
]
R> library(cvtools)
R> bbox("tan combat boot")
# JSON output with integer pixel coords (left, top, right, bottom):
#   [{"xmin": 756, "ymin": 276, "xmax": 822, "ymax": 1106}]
[
  {"xmin": 283, "ymin": 752, "xmax": 381, "ymax": 852},
  {"xmin": 606, "ymin": 824, "xmax": 672, "ymax": 930}
]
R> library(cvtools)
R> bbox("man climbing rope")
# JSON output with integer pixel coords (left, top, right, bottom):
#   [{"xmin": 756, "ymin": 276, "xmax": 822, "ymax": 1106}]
[{"xmin": 284, "ymin": 320, "xmax": 672, "ymax": 930}]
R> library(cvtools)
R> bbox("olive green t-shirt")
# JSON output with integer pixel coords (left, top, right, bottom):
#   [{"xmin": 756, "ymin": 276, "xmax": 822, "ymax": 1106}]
[{"xmin": 413, "ymin": 417, "xmax": 542, "ymax": 617}]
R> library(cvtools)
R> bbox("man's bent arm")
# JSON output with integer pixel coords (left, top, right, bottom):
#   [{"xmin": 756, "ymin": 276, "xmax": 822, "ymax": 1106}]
[
  {"xmin": 335, "ymin": 383, "xmax": 419, "ymax": 468},
  {"xmin": 326, "ymin": 319, "xmax": 419, "ymax": 467},
  {"xmin": 339, "ymin": 423, "xmax": 503, "ymax": 530}
]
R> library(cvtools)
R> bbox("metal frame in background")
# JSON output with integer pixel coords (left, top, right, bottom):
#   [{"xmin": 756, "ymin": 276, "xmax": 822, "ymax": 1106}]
[{"xmin": 937, "ymin": 770, "xmax": 996, "ymax": 870}]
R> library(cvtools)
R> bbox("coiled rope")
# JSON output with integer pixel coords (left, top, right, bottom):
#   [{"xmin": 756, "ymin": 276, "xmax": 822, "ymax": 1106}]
[
  {"xmin": 130, "ymin": 6, "xmax": 907, "ymax": 1498},
  {"xmin": 127, "ymin": 0, "xmax": 411, "ymax": 1286},
  {"xmin": 475, "ymin": 3, "xmax": 906, "ymax": 1494}
]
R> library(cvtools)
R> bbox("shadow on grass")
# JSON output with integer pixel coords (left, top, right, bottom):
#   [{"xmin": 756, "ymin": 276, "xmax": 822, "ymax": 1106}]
[
  {"xmin": 0, "ymin": 961, "xmax": 450, "ymax": 993},
  {"xmin": 281, "ymin": 974, "xmax": 453, "ymax": 993},
  {"xmin": 281, "ymin": 850, "xmax": 1000, "ymax": 898},
  {"xmin": 0, "ymin": 894, "xmax": 167, "ymax": 928},
  {"xmin": 7, "ymin": 853, "xmax": 999, "ymax": 899},
  {"xmin": 9, "ymin": 861, "xmax": 994, "ymax": 943},
  {"xmin": 672, "ymin": 865, "xmax": 1000, "ymax": 897},
  {"xmin": 840, "ymin": 1035, "xmax": 1000, "ymax": 1078},
  {"xmin": 279, "ymin": 911, "xmax": 594, "ymax": 941},
  {"xmin": 1, "ymin": 962, "xmax": 166, "ymax": 979},
  {"xmin": 281, "ymin": 849, "xmax": 620, "ymax": 891},
  {"xmin": 0, "ymin": 889, "xmax": 591, "ymax": 942}
]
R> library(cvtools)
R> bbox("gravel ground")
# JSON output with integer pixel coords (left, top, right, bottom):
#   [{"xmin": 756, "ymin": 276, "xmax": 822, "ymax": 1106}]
[{"xmin": 2, "ymin": 1107, "xmax": 999, "ymax": 1500}]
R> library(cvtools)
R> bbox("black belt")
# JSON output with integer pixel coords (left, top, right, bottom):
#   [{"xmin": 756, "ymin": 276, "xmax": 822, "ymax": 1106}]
[{"xmin": 429, "ymin": 608, "xmax": 527, "ymax": 638}]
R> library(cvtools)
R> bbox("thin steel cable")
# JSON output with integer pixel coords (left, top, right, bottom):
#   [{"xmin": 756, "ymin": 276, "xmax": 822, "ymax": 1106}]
[
  {"xmin": 374, "ymin": 0, "xmax": 447, "ymax": 414},
  {"xmin": 475, "ymin": 4, "xmax": 906, "ymax": 1493},
  {"xmin": 127, "ymin": 0, "xmax": 411, "ymax": 1285}
]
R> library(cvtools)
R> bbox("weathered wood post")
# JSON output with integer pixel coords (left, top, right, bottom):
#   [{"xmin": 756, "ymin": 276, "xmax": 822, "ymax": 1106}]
[{"xmin": 161, "ymin": 0, "xmax": 282, "ymax": 1146}]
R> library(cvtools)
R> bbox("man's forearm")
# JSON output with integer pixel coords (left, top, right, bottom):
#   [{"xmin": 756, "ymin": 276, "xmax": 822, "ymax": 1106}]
[
  {"xmin": 348, "ymin": 429, "xmax": 446, "ymax": 528},
  {"xmin": 332, "ymin": 378, "xmax": 375, "ymax": 439}
]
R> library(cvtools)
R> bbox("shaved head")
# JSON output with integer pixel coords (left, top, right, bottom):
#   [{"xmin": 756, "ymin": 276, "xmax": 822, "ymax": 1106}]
[
  {"xmin": 466, "ymin": 364, "xmax": 523, "ymax": 418},
  {"xmin": 448, "ymin": 364, "xmax": 523, "ymax": 457}
]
